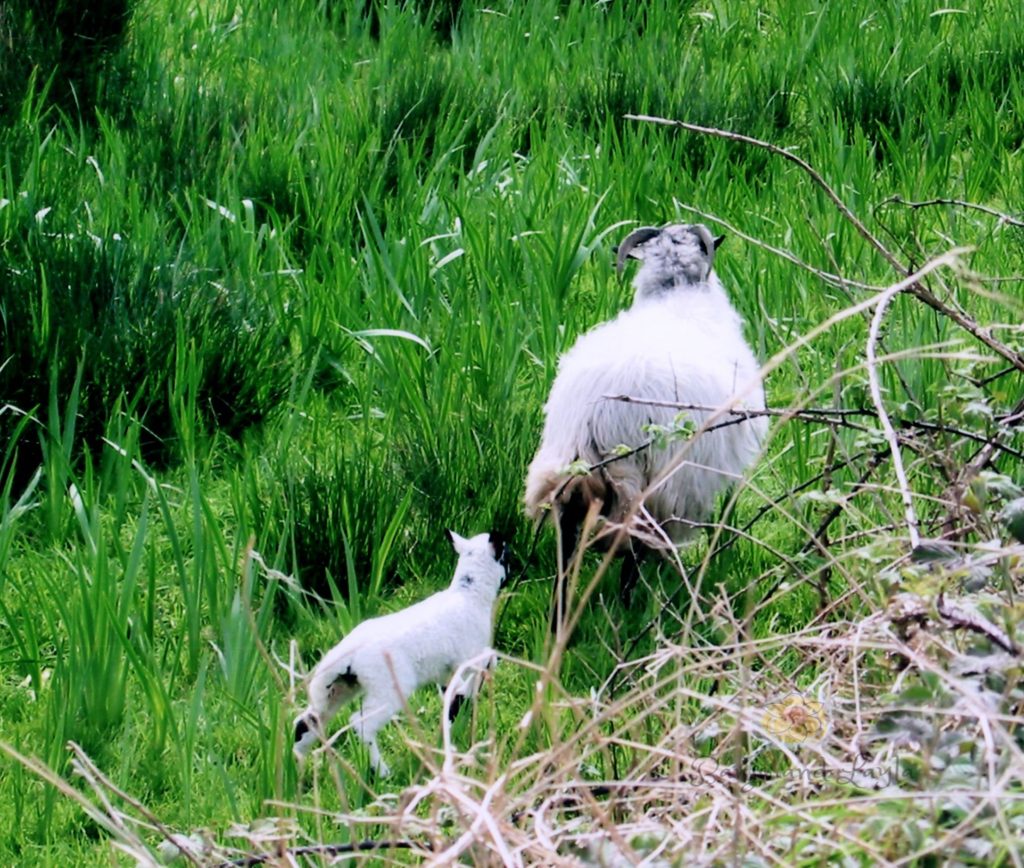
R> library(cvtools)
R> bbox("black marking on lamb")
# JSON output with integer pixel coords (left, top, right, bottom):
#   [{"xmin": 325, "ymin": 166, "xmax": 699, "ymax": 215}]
[
  {"xmin": 332, "ymin": 666, "xmax": 359, "ymax": 689},
  {"xmin": 294, "ymin": 717, "xmax": 310, "ymax": 743},
  {"xmin": 448, "ymin": 693, "xmax": 466, "ymax": 722},
  {"xmin": 459, "ymin": 573, "xmax": 475, "ymax": 588}
]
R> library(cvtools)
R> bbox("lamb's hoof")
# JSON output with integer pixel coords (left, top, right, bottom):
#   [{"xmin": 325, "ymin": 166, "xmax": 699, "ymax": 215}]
[{"xmin": 447, "ymin": 693, "xmax": 466, "ymax": 722}]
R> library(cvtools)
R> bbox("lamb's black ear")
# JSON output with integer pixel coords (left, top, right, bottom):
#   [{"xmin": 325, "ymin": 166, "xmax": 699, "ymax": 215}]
[
  {"xmin": 488, "ymin": 531, "xmax": 507, "ymax": 565},
  {"xmin": 713, "ymin": 234, "xmax": 726, "ymax": 250}
]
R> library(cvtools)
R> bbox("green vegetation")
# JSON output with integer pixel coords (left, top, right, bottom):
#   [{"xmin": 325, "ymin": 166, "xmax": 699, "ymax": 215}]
[{"xmin": 1, "ymin": 0, "xmax": 1023, "ymax": 863}]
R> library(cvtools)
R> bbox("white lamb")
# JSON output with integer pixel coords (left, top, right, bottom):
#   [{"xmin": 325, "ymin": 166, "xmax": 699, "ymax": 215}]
[
  {"xmin": 524, "ymin": 223, "xmax": 767, "ymax": 613},
  {"xmin": 293, "ymin": 530, "xmax": 506, "ymax": 776}
]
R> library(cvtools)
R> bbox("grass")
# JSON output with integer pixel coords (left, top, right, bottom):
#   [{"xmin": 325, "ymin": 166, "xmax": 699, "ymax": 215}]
[{"xmin": 1, "ymin": 0, "xmax": 1023, "ymax": 863}]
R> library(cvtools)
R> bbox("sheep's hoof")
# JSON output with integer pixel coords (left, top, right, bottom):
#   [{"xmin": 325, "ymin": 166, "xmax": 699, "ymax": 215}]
[{"xmin": 618, "ymin": 554, "xmax": 643, "ymax": 605}]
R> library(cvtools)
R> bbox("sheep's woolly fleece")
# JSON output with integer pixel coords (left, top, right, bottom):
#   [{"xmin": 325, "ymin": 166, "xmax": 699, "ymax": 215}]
[{"xmin": 525, "ymin": 223, "xmax": 767, "ymax": 546}]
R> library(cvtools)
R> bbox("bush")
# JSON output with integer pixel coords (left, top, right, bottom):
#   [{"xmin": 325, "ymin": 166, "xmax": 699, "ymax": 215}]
[
  {"xmin": 0, "ymin": 192, "xmax": 296, "ymax": 475},
  {"xmin": 0, "ymin": 0, "xmax": 132, "ymax": 123}
]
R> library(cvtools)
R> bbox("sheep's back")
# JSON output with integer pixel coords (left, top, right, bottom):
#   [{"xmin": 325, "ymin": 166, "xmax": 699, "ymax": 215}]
[{"xmin": 527, "ymin": 295, "xmax": 766, "ymax": 536}]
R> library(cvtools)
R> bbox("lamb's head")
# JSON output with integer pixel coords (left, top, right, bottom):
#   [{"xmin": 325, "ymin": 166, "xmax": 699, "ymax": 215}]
[
  {"xmin": 616, "ymin": 223, "xmax": 724, "ymax": 299},
  {"xmin": 446, "ymin": 529, "xmax": 508, "ymax": 597}
]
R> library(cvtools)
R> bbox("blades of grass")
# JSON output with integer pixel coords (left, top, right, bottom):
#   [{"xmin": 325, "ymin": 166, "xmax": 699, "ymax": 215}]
[{"xmin": 39, "ymin": 357, "xmax": 83, "ymax": 540}]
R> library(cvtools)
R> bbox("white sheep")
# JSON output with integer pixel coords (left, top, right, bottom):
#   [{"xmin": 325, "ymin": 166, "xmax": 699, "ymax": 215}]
[
  {"xmin": 524, "ymin": 223, "xmax": 767, "ymax": 615},
  {"xmin": 293, "ymin": 530, "xmax": 506, "ymax": 776}
]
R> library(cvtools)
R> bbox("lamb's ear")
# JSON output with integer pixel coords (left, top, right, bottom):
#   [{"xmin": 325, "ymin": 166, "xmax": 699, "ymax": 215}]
[
  {"xmin": 488, "ymin": 532, "xmax": 507, "ymax": 565},
  {"xmin": 713, "ymin": 234, "xmax": 725, "ymax": 250},
  {"xmin": 446, "ymin": 529, "xmax": 468, "ymax": 555}
]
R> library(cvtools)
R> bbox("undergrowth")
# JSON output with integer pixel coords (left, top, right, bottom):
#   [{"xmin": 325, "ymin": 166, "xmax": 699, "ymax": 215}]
[{"xmin": 1, "ymin": 0, "xmax": 1023, "ymax": 864}]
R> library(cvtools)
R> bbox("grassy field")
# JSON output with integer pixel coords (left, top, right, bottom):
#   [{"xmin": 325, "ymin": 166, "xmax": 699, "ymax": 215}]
[{"xmin": 2, "ymin": 0, "xmax": 1024, "ymax": 863}]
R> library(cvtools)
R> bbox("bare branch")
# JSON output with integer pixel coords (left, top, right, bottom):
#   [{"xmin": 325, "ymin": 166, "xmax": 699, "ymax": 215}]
[
  {"xmin": 867, "ymin": 282, "xmax": 921, "ymax": 548},
  {"xmin": 880, "ymin": 195, "xmax": 1024, "ymax": 229},
  {"xmin": 625, "ymin": 114, "xmax": 1024, "ymax": 375},
  {"xmin": 601, "ymin": 396, "xmax": 1024, "ymax": 462}
]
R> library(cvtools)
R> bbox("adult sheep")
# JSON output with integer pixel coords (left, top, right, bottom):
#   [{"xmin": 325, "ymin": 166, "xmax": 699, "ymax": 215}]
[{"xmin": 524, "ymin": 223, "xmax": 767, "ymax": 623}]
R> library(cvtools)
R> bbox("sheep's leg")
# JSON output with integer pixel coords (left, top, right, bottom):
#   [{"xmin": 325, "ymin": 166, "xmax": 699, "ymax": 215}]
[
  {"xmin": 350, "ymin": 691, "xmax": 403, "ymax": 778},
  {"xmin": 618, "ymin": 543, "xmax": 646, "ymax": 605},
  {"xmin": 550, "ymin": 494, "xmax": 586, "ymax": 633}
]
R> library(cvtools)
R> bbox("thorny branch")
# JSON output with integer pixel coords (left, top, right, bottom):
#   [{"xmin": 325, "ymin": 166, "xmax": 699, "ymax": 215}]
[
  {"xmin": 217, "ymin": 839, "xmax": 418, "ymax": 867},
  {"xmin": 890, "ymin": 594, "xmax": 1020, "ymax": 656}
]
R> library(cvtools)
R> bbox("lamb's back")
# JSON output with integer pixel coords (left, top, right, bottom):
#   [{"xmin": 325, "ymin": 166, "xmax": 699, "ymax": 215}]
[{"xmin": 321, "ymin": 590, "xmax": 491, "ymax": 689}]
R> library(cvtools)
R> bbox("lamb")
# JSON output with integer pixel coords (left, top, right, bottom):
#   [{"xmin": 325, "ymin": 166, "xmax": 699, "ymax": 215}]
[
  {"xmin": 293, "ymin": 530, "xmax": 506, "ymax": 776},
  {"xmin": 524, "ymin": 223, "xmax": 767, "ymax": 619}
]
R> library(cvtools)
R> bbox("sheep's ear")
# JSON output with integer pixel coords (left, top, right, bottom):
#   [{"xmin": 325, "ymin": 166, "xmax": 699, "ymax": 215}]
[
  {"xmin": 446, "ymin": 529, "xmax": 468, "ymax": 555},
  {"xmin": 713, "ymin": 234, "xmax": 725, "ymax": 250},
  {"xmin": 615, "ymin": 226, "xmax": 662, "ymax": 276}
]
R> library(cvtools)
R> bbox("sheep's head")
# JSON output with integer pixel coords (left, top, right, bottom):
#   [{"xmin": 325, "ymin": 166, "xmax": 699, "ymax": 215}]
[{"xmin": 615, "ymin": 223, "xmax": 724, "ymax": 297}]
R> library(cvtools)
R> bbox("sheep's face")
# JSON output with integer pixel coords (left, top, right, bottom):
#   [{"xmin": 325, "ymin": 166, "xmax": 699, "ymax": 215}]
[
  {"xmin": 616, "ymin": 223, "xmax": 724, "ymax": 299},
  {"xmin": 446, "ymin": 529, "xmax": 508, "ymax": 595}
]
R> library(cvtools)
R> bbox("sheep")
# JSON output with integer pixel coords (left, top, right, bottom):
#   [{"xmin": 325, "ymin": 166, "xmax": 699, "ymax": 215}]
[
  {"xmin": 293, "ymin": 530, "xmax": 507, "ymax": 776},
  {"xmin": 524, "ymin": 223, "xmax": 767, "ymax": 622}
]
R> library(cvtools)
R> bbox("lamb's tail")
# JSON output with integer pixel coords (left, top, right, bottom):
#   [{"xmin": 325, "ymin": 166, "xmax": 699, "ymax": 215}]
[
  {"xmin": 308, "ymin": 661, "xmax": 360, "ymax": 713},
  {"xmin": 294, "ymin": 661, "xmax": 362, "ymax": 760}
]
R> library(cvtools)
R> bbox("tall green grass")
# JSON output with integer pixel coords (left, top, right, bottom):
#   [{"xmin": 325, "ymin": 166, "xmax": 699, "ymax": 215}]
[{"xmin": 0, "ymin": 0, "xmax": 1022, "ymax": 861}]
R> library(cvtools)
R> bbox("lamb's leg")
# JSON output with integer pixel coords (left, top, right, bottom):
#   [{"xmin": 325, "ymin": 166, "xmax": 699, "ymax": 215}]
[
  {"xmin": 350, "ymin": 690, "xmax": 403, "ymax": 778},
  {"xmin": 445, "ymin": 651, "xmax": 496, "ymax": 722}
]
